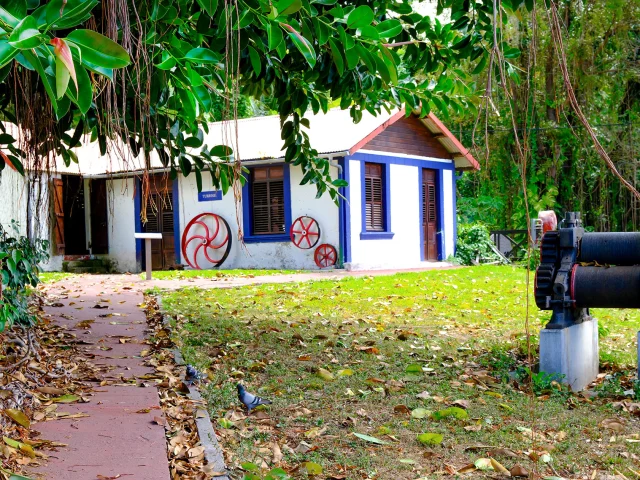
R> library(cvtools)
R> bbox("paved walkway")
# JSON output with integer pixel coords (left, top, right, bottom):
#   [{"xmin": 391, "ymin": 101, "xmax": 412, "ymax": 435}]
[
  {"xmin": 143, "ymin": 263, "xmax": 455, "ymax": 290},
  {"xmin": 30, "ymin": 276, "xmax": 169, "ymax": 480},
  {"xmin": 29, "ymin": 265, "xmax": 452, "ymax": 478}
]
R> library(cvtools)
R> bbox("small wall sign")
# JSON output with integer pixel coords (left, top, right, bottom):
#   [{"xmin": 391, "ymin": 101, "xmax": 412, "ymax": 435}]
[{"xmin": 198, "ymin": 190, "xmax": 222, "ymax": 202}]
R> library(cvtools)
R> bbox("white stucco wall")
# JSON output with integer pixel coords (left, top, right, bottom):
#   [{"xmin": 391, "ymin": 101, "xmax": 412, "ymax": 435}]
[
  {"xmin": 0, "ymin": 168, "xmax": 29, "ymax": 235},
  {"xmin": 345, "ymin": 156, "xmax": 456, "ymax": 270},
  {"xmin": 105, "ymin": 178, "xmax": 138, "ymax": 273},
  {"xmin": 177, "ymin": 164, "xmax": 341, "ymax": 270}
]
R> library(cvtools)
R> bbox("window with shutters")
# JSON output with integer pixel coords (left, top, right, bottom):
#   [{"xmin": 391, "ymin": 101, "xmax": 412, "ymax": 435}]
[
  {"xmin": 360, "ymin": 161, "xmax": 393, "ymax": 240},
  {"xmin": 244, "ymin": 165, "xmax": 290, "ymax": 241},
  {"xmin": 365, "ymin": 163, "xmax": 385, "ymax": 231}
]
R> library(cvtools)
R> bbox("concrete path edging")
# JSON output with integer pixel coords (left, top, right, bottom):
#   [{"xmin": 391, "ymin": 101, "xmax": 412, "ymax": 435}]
[{"xmin": 157, "ymin": 297, "xmax": 230, "ymax": 479}]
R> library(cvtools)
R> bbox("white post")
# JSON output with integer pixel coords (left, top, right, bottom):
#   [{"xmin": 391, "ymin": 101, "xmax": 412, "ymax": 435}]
[
  {"xmin": 145, "ymin": 238, "xmax": 152, "ymax": 281},
  {"xmin": 134, "ymin": 233, "xmax": 163, "ymax": 281}
]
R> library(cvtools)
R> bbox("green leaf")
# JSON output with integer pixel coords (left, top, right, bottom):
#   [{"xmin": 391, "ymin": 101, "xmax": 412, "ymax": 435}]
[
  {"xmin": 183, "ymin": 47, "xmax": 219, "ymax": 64},
  {"xmin": 417, "ymin": 432, "xmax": 443, "ymax": 445},
  {"xmin": 66, "ymin": 29, "xmax": 130, "ymax": 68},
  {"xmin": 304, "ymin": 462, "xmax": 322, "ymax": 475},
  {"xmin": 265, "ymin": 468, "xmax": 289, "ymax": 480},
  {"xmin": 55, "ymin": 56, "xmax": 69, "ymax": 99},
  {"xmin": 45, "ymin": 0, "xmax": 98, "ymax": 29},
  {"xmin": 276, "ymin": 0, "xmax": 302, "ymax": 15},
  {"xmin": 217, "ymin": 417, "xmax": 234, "ymax": 428},
  {"xmin": 328, "ymin": 38, "xmax": 344, "ymax": 75},
  {"xmin": 0, "ymin": 5, "xmax": 20, "ymax": 28},
  {"xmin": 241, "ymin": 462, "xmax": 259, "ymax": 472},
  {"xmin": 432, "ymin": 407, "xmax": 468, "ymax": 420},
  {"xmin": 21, "ymin": 50, "xmax": 57, "ymax": 111},
  {"xmin": 0, "ymin": 39, "xmax": 18, "ymax": 68},
  {"xmin": 1, "ymin": 0, "xmax": 26, "ymax": 19},
  {"xmin": 248, "ymin": 46, "xmax": 261, "ymax": 75},
  {"xmin": 376, "ymin": 19, "xmax": 402, "ymax": 38},
  {"xmin": 347, "ymin": 5, "xmax": 374, "ymax": 29},
  {"xmin": 156, "ymin": 51, "xmax": 176, "ymax": 70},
  {"xmin": 8, "ymin": 15, "xmax": 43, "ymax": 49},
  {"xmin": 405, "ymin": 363, "xmax": 422, "ymax": 373},
  {"xmin": 472, "ymin": 54, "xmax": 487, "ymax": 75},
  {"xmin": 195, "ymin": 0, "xmax": 217, "ymax": 16},
  {"xmin": 353, "ymin": 432, "xmax": 389, "ymax": 445},
  {"xmin": 267, "ymin": 21, "xmax": 284, "ymax": 51},
  {"xmin": 3, "ymin": 409, "xmax": 30, "ymax": 428},
  {"xmin": 285, "ymin": 27, "xmax": 315, "ymax": 67},
  {"xmin": 210, "ymin": 145, "xmax": 232, "ymax": 157},
  {"xmin": 359, "ymin": 25, "xmax": 379, "ymax": 40},
  {"xmin": 66, "ymin": 57, "xmax": 92, "ymax": 114},
  {"xmin": 411, "ymin": 408, "xmax": 431, "ymax": 419}
]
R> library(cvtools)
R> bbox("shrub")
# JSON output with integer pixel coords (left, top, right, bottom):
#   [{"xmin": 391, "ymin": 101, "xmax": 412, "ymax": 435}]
[
  {"xmin": 455, "ymin": 222, "xmax": 503, "ymax": 266},
  {"xmin": 0, "ymin": 221, "xmax": 49, "ymax": 330}
]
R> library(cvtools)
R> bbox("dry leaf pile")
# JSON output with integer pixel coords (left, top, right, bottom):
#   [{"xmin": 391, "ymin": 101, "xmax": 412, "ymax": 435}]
[
  {"xmin": 144, "ymin": 296, "xmax": 222, "ymax": 480},
  {"xmin": 0, "ymin": 290, "xmax": 114, "ymax": 478}
]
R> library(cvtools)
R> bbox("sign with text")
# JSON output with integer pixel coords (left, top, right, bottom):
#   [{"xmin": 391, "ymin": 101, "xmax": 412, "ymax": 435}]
[{"xmin": 198, "ymin": 190, "xmax": 222, "ymax": 202}]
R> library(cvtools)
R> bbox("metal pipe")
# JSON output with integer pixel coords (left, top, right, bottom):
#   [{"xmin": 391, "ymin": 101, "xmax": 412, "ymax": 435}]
[
  {"xmin": 571, "ymin": 265, "xmax": 640, "ymax": 308},
  {"xmin": 580, "ymin": 232, "xmax": 640, "ymax": 265}
]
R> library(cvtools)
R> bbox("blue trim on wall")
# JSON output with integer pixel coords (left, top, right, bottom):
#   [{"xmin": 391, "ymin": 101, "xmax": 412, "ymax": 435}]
[
  {"xmin": 173, "ymin": 179, "xmax": 181, "ymax": 264},
  {"xmin": 350, "ymin": 151, "xmax": 455, "ymax": 170},
  {"xmin": 453, "ymin": 172, "xmax": 462, "ymax": 256},
  {"xmin": 134, "ymin": 177, "xmax": 143, "ymax": 271},
  {"xmin": 437, "ymin": 169, "xmax": 445, "ymax": 261},
  {"xmin": 242, "ymin": 163, "xmax": 292, "ymax": 243},
  {"xmin": 343, "ymin": 156, "xmax": 352, "ymax": 263},
  {"xmin": 337, "ymin": 157, "xmax": 346, "ymax": 267},
  {"xmin": 359, "ymin": 160, "xmax": 394, "ymax": 240},
  {"xmin": 418, "ymin": 168, "xmax": 424, "ymax": 261}
]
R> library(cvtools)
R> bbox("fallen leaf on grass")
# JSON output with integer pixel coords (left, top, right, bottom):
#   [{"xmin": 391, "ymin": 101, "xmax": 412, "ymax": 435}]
[
  {"xmin": 153, "ymin": 416, "xmax": 165, "ymax": 426},
  {"xmin": 405, "ymin": 363, "xmax": 422, "ymax": 374},
  {"xmin": 393, "ymin": 405, "xmax": 410, "ymax": 415},
  {"xmin": 417, "ymin": 433, "xmax": 443, "ymax": 445},
  {"xmin": 600, "ymin": 418, "xmax": 625, "ymax": 433},
  {"xmin": 490, "ymin": 458, "xmax": 510, "ymax": 474},
  {"xmin": 3, "ymin": 409, "xmax": 30, "ymax": 428},
  {"xmin": 336, "ymin": 369, "xmax": 353, "ymax": 377},
  {"xmin": 3, "ymin": 437, "xmax": 35, "ymax": 458},
  {"xmin": 353, "ymin": 432, "xmax": 388, "ymax": 445},
  {"xmin": 305, "ymin": 462, "xmax": 323, "ymax": 475},
  {"xmin": 317, "ymin": 368, "xmax": 334, "ymax": 381},
  {"xmin": 271, "ymin": 442, "xmax": 283, "ymax": 463},
  {"xmin": 510, "ymin": 465, "xmax": 529, "ymax": 477},
  {"xmin": 432, "ymin": 407, "xmax": 468, "ymax": 420},
  {"xmin": 411, "ymin": 408, "xmax": 431, "ymax": 419},
  {"xmin": 464, "ymin": 424, "xmax": 482, "ymax": 432}
]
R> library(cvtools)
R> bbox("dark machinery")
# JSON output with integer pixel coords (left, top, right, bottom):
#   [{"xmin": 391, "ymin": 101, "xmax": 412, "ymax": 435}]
[{"xmin": 535, "ymin": 211, "xmax": 640, "ymax": 329}]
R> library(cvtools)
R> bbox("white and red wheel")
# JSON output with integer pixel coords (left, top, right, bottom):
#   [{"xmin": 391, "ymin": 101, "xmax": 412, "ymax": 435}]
[
  {"xmin": 314, "ymin": 244, "xmax": 337, "ymax": 268},
  {"xmin": 290, "ymin": 216, "xmax": 321, "ymax": 249},
  {"xmin": 181, "ymin": 213, "xmax": 232, "ymax": 269}
]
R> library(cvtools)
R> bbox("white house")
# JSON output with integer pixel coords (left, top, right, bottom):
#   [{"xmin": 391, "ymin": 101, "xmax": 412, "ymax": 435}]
[{"xmin": 0, "ymin": 108, "xmax": 479, "ymax": 272}]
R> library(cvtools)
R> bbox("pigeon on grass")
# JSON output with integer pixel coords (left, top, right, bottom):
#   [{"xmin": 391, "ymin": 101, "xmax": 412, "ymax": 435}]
[
  {"xmin": 237, "ymin": 383, "xmax": 272, "ymax": 413},
  {"xmin": 185, "ymin": 364, "xmax": 205, "ymax": 384}
]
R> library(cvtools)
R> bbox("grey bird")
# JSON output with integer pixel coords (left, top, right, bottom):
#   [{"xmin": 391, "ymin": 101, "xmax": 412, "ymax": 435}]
[
  {"xmin": 185, "ymin": 364, "xmax": 204, "ymax": 384},
  {"xmin": 237, "ymin": 383, "xmax": 272, "ymax": 413}
]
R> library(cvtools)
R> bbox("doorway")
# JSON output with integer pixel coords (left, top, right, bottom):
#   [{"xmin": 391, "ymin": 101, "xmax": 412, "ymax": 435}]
[
  {"xmin": 142, "ymin": 175, "xmax": 176, "ymax": 270},
  {"xmin": 422, "ymin": 169, "xmax": 438, "ymax": 261},
  {"xmin": 52, "ymin": 175, "xmax": 88, "ymax": 256},
  {"xmin": 90, "ymin": 179, "xmax": 109, "ymax": 254}
]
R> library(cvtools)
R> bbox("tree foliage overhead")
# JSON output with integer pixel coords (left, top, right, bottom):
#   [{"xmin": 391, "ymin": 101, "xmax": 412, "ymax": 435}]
[
  {"xmin": 0, "ymin": 0, "xmax": 531, "ymax": 201},
  {"xmin": 456, "ymin": 0, "xmax": 640, "ymax": 232}
]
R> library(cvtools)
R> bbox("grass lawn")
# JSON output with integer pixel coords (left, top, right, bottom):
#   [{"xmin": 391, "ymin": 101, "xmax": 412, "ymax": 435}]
[
  {"xmin": 39, "ymin": 271, "xmax": 76, "ymax": 283},
  {"xmin": 161, "ymin": 265, "xmax": 640, "ymax": 479},
  {"xmin": 144, "ymin": 268, "xmax": 307, "ymax": 281}
]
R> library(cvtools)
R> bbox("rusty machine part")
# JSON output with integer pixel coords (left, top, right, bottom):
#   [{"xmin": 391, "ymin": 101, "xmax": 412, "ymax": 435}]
[{"xmin": 535, "ymin": 211, "xmax": 640, "ymax": 329}]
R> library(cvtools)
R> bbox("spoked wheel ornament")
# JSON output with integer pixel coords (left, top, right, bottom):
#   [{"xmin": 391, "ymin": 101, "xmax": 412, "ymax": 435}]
[
  {"xmin": 314, "ymin": 244, "xmax": 337, "ymax": 268},
  {"xmin": 181, "ymin": 213, "xmax": 232, "ymax": 269},
  {"xmin": 290, "ymin": 216, "xmax": 321, "ymax": 249}
]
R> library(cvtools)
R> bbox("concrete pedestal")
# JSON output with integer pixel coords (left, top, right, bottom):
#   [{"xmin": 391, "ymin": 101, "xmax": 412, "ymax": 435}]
[{"xmin": 539, "ymin": 318, "xmax": 599, "ymax": 391}]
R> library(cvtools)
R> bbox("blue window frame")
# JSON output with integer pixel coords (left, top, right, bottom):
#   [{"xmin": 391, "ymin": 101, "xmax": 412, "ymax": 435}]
[
  {"xmin": 242, "ymin": 163, "xmax": 292, "ymax": 243},
  {"xmin": 360, "ymin": 161, "xmax": 394, "ymax": 240}
]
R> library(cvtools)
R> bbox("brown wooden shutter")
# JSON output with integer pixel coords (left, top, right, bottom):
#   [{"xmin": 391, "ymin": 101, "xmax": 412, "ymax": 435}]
[
  {"xmin": 252, "ymin": 166, "xmax": 285, "ymax": 234},
  {"xmin": 365, "ymin": 163, "xmax": 384, "ymax": 231},
  {"xmin": 52, "ymin": 178, "xmax": 65, "ymax": 255}
]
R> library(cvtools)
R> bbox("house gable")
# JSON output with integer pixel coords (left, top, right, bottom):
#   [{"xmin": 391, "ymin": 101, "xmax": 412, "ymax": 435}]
[{"xmin": 359, "ymin": 115, "xmax": 453, "ymax": 160}]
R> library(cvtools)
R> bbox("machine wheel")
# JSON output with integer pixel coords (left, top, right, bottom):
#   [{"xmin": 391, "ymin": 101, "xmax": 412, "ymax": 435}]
[
  {"xmin": 290, "ymin": 216, "xmax": 321, "ymax": 249},
  {"xmin": 181, "ymin": 213, "xmax": 232, "ymax": 269},
  {"xmin": 314, "ymin": 244, "xmax": 337, "ymax": 268}
]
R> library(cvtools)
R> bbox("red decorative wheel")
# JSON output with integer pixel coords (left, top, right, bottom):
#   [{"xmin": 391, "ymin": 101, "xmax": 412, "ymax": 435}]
[
  {"xmin": 290, "ymin": 216, "xmax": 321, "ymax": 249},
  {"xmin": 314, "ymin": 244, "xmax": 337, "ymax": 268},
  {"xmin": 181, "ymin": 213, "xmax": 232, "ymax": 269}
]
